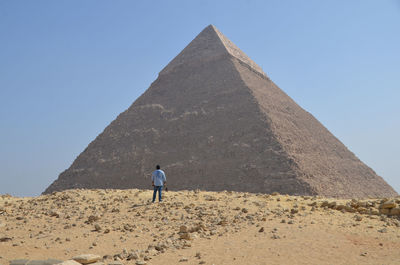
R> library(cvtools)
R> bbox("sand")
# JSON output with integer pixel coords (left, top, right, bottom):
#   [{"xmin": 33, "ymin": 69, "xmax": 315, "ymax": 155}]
[{"xmin": 1, "ymin": 189, "xmax": 400, "ymax": 264}]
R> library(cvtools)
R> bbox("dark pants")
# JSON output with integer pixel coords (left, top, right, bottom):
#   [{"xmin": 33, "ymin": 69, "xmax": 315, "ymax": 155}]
[{"xmin": 152, "ymin": 186, "xmax": 163, "ymax": 202}]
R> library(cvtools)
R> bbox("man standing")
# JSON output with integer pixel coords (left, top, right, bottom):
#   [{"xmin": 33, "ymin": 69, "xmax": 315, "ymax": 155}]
[{"xmin": 152, "ymin": 165, "xmax": 166, "ymax": 203}]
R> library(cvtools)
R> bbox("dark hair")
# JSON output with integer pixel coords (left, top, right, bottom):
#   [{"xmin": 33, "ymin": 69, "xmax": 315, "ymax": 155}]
[{"xmin": 156, "ymin": 165, "xmax": 160, "ymax": 169}]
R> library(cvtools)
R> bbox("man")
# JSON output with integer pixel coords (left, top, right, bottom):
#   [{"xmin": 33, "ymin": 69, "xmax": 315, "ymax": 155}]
[{"xmin": 151, "ymin": 165, "xmax": 166, "ymax": 203}]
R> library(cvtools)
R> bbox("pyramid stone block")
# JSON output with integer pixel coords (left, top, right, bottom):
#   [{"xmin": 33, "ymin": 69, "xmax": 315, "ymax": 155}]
[{"xmin": 44, "ymin": 25, "xmax": 397, "ymax": 198}]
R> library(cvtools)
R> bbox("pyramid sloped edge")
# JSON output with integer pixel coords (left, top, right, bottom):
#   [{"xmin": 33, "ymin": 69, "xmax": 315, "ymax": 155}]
[
  {"xmin": 231, "ymin": 59, "xmax": 398, "ymax": 198},
  {"xmin": 159, "ymin": 25, "xmax": 267, "ymax": 78}
]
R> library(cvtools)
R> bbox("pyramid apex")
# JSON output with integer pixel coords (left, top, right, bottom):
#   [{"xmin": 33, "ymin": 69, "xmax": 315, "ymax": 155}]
[{"xmin": 160, "ymin": 25, "xmax": 266, "ymax": 77}]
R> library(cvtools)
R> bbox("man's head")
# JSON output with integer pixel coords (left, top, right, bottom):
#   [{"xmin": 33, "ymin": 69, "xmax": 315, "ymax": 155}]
[{"xmin": 156, "ymin": 165, "xmax": 160, "ymax": 170}]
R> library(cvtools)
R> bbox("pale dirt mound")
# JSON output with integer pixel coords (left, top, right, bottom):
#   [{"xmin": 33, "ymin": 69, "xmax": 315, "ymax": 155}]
[{"xmin": 1, "ymin": 189, "xmax": 400, "ymax": 265}]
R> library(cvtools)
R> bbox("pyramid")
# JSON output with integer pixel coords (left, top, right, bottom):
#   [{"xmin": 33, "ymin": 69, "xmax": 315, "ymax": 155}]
[{"xmin": 44, "ymin": 25, "xmax": 397, "ymax": 198}]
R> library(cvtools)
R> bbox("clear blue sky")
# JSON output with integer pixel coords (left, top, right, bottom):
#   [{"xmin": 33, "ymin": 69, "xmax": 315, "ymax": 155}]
[{"xmin": 1, "ymin": 1, "xmax": 399, "ymax": 197}]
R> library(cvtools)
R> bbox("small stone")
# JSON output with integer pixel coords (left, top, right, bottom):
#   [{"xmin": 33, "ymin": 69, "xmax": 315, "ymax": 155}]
[
  {"xmin": 258, "ymin": 227, "xmax": 264, "ymax": 232},
  {"xmin": 271, "ymin": 234, "xmax": 280, "ymax": 239},
  {"xmin": 354, "ymin": 215, "xmax": 363, "ymax": 222},
  {"xmin": 180, "ymin": 232, "xmax": 191, "ymax": 240},
  {"xmin": 179, "ymin": 225, "xmax": 188, "ymax": 233},
  {"xmin": 360, "ymin": 252, "xmax": 367, "ymax": 256},
  {"xmin": 378, "ymin": 228, "xmax": 387, "ymax": 233},
  {"xmin": 49, "ymin": 211, "xmax": 60, "ymax": 218},
  {"xmin": 94, "ymin": 224, "xmax": 101, "ymax": 231},
  {"xmin": 179, "ymin": 257, "xmax": 188, "ymax": 262},
  {"xmin": 104, "ymin": 228, "xmax": 110, "ymax": 234},
  {"xmin": 72, "ymin": 254, "xmax": 101, "ymax": 264},
  {"xmin": 135, "ymin": 261, "xmax": 146, "ymax": 265},
  {"xmin": 0, "ymin": 237, "xmax": 12, "ymax": 242},
  {"xmin": 87, "ymin": 215, "xmax": 100, "ymax": 224},
  {"xmin": 127, "ymin": 253, "xmax": 139, "ymax": 260}
]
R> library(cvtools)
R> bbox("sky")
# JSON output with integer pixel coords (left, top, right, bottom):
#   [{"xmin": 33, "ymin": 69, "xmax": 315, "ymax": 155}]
[{"xmin": 0, "ymin": 0, "xmax": 399, "ymax": 197}]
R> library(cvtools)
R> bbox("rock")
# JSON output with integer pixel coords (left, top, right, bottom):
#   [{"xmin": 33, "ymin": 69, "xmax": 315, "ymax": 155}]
[
  {"xmin": 127, "ymin": 253, "xmax": 139, "ymax": 260},
  {"xmin": 72, "ymin": 254, "xmax": 101, "ymax": 264},
  {"xmin": 258, "ymin": 227, "xmax": 264, "ymax": 232},
  {"xmin": 10, "ymin": 260, "xmax": 29, "ymax": 265},
  {"xmin": 32, "ymin": 259, "xmax": 63, "ymax": 265},
  {"xmin": 179, "ymin": 225, "xmax": 188, "ymax": 233},
  {"xmin": 179, "ymin": 232, "xmax": 191, "ymax": 240},
  {"xmin": 370, "ymin": 209, "xmax": 379, "ymax": 215},
  {"xmin": 380, "ymin": 201, "xmax": 397, "ymax": 209},
  {"xmin": 87, "ymin": 215, "xmax": 100, "ymax": 224},
  {"xmin": 378, "ymin": 228, "xmax": 387, "ymax": 233},
  {"xmin": 357, "ymin": 207, "xmax": 368, "ymax": 214},
  {"xmin": 0, "ymin": 237, "xmax": 12, "ymax": 242},
  {"xmin": 379, "ymin": 208, "xmax": 390, "ymax": 215},
  {"xmin": 49, "ymin": 211, "xmax": 60, "ymax": 218},
  {"xmin": 389, "ymin": 208, "xmax": 400, "ymax": 215},
  {"xmin": 94, "ymin": 224, "xmax": 101, "ymax": 231},
  {"xmin": 217, "ymin": 220, "xmax": 228, "ymax": 226},
  {"xmin": 335, "ymin": 204, "xmax": 346, "ymax": 211},
  {"xmin": 179, "ymin": 257, "xmax": 188, "ymax": 262},
  {"xmin": 354, "ymin": 215, "xmax": 363, "ymax": 222},
  {"xmin": 320, "ymin": 201, "xmax": 329, "ymax": 207},
  {"xmin": 55, "ymin": 260, "xmax": 82, "ymax": 265},
  {"xmin": 344, "ymin": 206, "xmax": 356, "ymax": 213},
  {"xmin": 328, "ymin": 202, "xmax": 337, "ymax": 208},
  {"xmin": 135, "ymin": 261, "xmax": 146, "ymax": 265},
  {"xmin": 104, "ymin": 228, "xmax": 110, "ymax": 234}
]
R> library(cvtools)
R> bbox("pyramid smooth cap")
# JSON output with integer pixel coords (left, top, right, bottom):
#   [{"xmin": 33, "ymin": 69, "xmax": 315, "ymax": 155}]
[{"xmin": 160, "ymin": 25, "xmax": 266, "ymax": 76}]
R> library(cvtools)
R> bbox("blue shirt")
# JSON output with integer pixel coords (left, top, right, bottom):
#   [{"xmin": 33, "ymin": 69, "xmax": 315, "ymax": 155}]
[{"xmin": 152, "ymin": 169, "xmax": 166, "ymax": 186}]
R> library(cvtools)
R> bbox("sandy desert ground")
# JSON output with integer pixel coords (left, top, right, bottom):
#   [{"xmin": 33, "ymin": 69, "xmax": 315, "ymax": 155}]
[{"xmin": 1, "ymin": 189, "xmax": 400, "ymax": 265}]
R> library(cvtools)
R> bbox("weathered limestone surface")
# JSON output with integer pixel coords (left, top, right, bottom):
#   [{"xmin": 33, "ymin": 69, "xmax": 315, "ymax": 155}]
[{"xmin": 44, "ymin": 25, "xmax": 397, "ymax": 198}]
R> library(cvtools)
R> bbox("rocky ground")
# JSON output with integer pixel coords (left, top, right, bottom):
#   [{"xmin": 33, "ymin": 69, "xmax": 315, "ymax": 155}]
[{"xmin": 1, "ymin": 189, "xmax": 400, "ymax": 265}]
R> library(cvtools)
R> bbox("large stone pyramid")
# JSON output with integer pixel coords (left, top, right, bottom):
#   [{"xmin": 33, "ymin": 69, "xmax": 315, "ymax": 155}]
[{"xmin": 45, "ymin": 25, "xmax": 397, "ymax": 198}]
